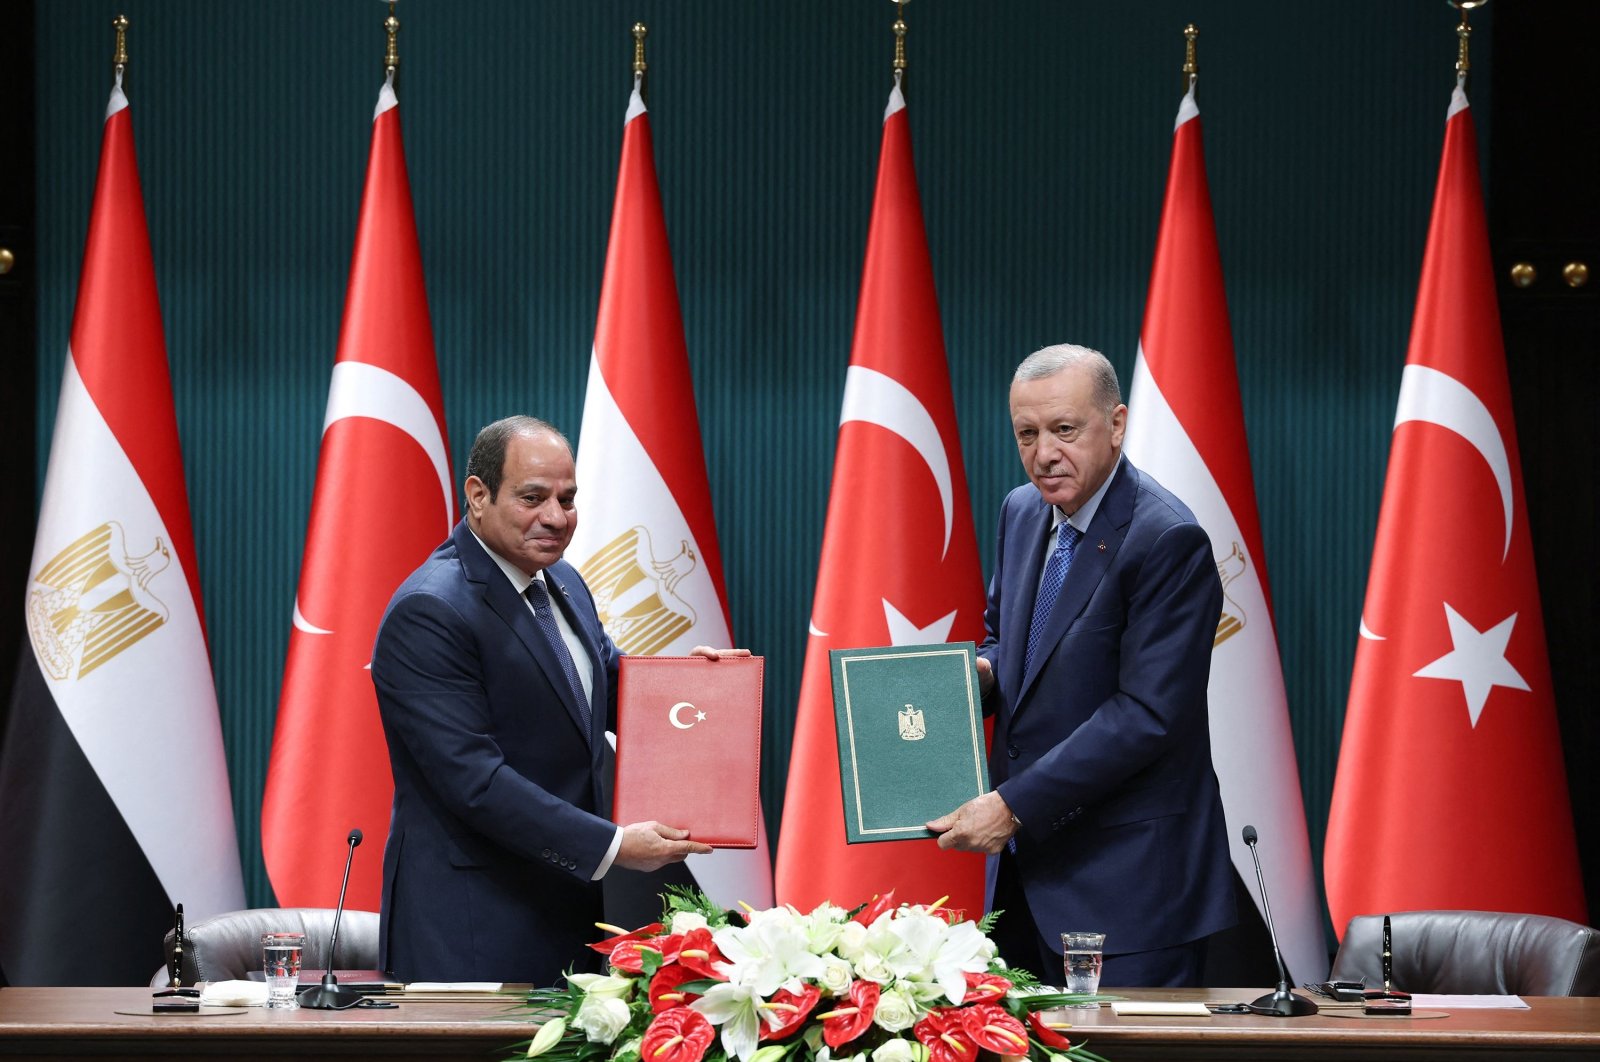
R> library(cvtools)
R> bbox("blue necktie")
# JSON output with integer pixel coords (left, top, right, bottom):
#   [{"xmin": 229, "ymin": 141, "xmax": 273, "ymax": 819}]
[
  {"xmin": 1024, "ymin": 520, "xmax": 1082, "ymax": 675},
  {"xmin": 526, "ymin": 580, "xmax": 592, "ymax": 738}
]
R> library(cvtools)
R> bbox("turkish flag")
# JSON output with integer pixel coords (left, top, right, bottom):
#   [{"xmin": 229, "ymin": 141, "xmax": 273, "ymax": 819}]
[
  {"xmin": 1124, "ymin": 85, "xmax": 1325, "ymax": 982},
  {"xmin": 1324, "ymin": 86, "xmax": 1586, "ymax": 931},
  {"xmin": 261, "ymin": 78, "xmax": 454, "ymax": 910},
  {"xmin": 774, "ymin": 82, "xmax": 987, "ymax": 915}
]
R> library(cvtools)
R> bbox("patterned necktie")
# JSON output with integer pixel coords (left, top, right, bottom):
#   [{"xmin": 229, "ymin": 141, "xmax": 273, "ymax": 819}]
[
  {"xmin": 1024, "ymin": 520, "xmax": 1082, "ymax": 675},
  {"xmin": 526, "ymin": 579, "xmax": 592, "ymax": 737}
]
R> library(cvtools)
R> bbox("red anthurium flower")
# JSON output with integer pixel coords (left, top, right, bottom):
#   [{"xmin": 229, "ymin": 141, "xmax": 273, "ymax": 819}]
[
  {"xmin": 589, "ymin": 922, "xmax": 665, "ymax": 955},
  {"xmin": 675, "ymin": 928, "xmax": 728, "ymax": 981},
  {"xmin": 926, "ymin": 906, "xmax": 967, "ymax": 925},
  {"xmin": 958, "ymin": 1004, "xmax": 1030, "ymax": 1055},
  {"xmin": 641, "ymin": 1006, "xmax": 715, "ymax": 1062},
  {"xmin": 852, "ymin": 890, "xmax": 898, "ymax": 926},
  {"xmin": 914, "ymin": 1008, "xmax": 979, "ymax": 1062},
  {"xmin": 961, "ymin": 972, "xmax": 1013, "ymax": 1003},
  {"xmin": 821, "ymin": 980, "xmax": 880, "ymax": 1048},
  {"xmin": 648, "ymin": 963, "xmax": 705, "ymax": 1013},
  {"xmin": 758, "ymin": 983, "xmax": 822, "ymax": 1040},
  {"xmin": 1026, "ymin": 1010, "xmax": 1073, "ymax": 1051},
  {"xmin": 610, "ymin": 933, "xmax": 683, "ymax": 974}
]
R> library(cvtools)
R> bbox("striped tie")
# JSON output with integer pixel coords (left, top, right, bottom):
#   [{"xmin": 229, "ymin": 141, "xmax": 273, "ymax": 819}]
[
  {"xmin": 1024, "ymin": 521, "xmax": 1082, "ymax": 676},
  {"xmin": 526, "ymin": 580, "xmax": 592, "ymax": 737}
]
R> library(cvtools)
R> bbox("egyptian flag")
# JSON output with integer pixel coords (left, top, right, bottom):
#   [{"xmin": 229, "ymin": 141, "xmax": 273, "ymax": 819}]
[
  {"xmin": 0, "ymin": 74, "xmax": 245, "ymax": 986},
  {"xmin": 260, "ymin": 74, "xmax": 453, "ymax": 910},
  {"xmin": 1324, "ymin": 83, "xmax": 1586, "ymax": 930},
  {"xmin": 774, "ymin": 79, "xmax": 988, "ymax": 915},
  {"xmin": 1123, "ymin": 82, "xmax": 1326, "ymax": 982},
  {"xmin": 571, "ymin": 78, "xmax": 774, "ymax": 917}
]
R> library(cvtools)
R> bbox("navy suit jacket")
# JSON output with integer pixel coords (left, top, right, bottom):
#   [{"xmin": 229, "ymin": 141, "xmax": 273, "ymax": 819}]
[
  {"xmin": 372, "ymin": 519, "xmax": 621, "ymax": 983},
  {"xmin": 983, "ymin": 458, "xmax": 1235, "ymax": 956}
]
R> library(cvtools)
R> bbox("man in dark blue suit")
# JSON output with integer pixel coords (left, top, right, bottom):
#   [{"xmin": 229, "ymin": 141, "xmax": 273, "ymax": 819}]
[
  {"xmin": 372, "ymin": 416, "xmax": 714, "ymax": 984},
  {"xmin": 929, "ymin": 346, "xmax": 1234, "ymax": 988}
]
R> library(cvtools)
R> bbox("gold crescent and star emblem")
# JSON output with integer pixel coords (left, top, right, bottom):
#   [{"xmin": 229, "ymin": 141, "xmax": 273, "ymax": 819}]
[{"xmin": 668, "ymin": 701, "xmax": 707, "ymax": 730}]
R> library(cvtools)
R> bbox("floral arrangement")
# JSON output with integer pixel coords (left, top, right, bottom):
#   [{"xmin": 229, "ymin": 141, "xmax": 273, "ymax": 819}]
[{"xmin": 515, "ymin": 889, "xmax": 1108, "ymax": 1062}]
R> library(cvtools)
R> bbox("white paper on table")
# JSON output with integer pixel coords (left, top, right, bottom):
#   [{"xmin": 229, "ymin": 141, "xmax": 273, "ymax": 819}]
[
  {"xmin": 1110, "ymin": 1001, "xmax": 1213, "ymax": 1016},
  {"xmin": 404, "ymin": 982, "xmax": 505, "ymax": 992},
  {"xmin": 198, "ymin": 980, "xmax": 269, "ymax": 1006},
  {"xmin": 1410, "ymin": 994, "xmax": 1529, "ymax": 1009}
]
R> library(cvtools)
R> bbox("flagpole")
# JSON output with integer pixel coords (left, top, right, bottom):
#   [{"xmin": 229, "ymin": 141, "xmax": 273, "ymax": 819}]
[
  {"xmin": 385, "ymin": 2, "xmax": 399, "ymax": 84},
  {"xmin": 892, "ymin": 0, "xmax": 908, "ymax": 87},
  {"xmin": 633, "ymin": 22, "xmax": 648, "ymax": 100},
  {"xmin": 1182, "ymin": 23, "xmax": 1198, "ymax": 93},
  {"xmin": 112, "ymin": 14, "xmax": 128, "ymax": 81},
  {"xmin": 1450, "ymin": 0, "xmax": 1487, "ymax": 88}
]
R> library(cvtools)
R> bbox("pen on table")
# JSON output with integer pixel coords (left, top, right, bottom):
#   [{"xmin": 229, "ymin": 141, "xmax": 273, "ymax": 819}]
[{"xmin": 1382, "ymin": 915, "xmax": 1393, "ymax": 994}]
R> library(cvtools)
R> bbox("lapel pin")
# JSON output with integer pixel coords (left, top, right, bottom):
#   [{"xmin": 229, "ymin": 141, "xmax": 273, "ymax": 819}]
[{"xmin": 1097, "ymin": 541, "xmax": 1107, "ymax": 552}]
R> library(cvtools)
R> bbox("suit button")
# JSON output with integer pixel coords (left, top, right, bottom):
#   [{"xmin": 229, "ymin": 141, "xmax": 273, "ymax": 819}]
[
  {"xmin": 1007, "ymin": 745, "xmax": 1019, "ymax": 759},
  {"xmin": 541, "ymin": 848, "xmax": 551, "ymax": 858}
]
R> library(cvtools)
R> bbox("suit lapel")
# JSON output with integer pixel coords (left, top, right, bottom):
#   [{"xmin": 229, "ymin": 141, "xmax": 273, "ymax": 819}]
[
  {"xmin": 1015, "ymin": 461, "xmax": 1137, "ymax": 713},
  {"xmin": 1000, "ymin": 497, "xmax": 1052, "ymax": 703},
  {"xmin": 455, "ymin": 523, "xmax": 593, "ymax": 742}
]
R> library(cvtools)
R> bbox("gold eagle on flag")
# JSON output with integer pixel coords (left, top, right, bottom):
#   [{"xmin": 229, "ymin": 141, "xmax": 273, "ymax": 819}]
[
  {"xmin": 579, "ymin": 525, "xmax": 697, "ymax": 656},
  {"xmin": 26, "ymin": 521, "xmax": 171, "ymax": 681}
]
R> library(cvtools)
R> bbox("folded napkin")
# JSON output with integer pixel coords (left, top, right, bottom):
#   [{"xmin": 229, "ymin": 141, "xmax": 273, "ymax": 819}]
[
  {"xmin": 404, "ymin": 982, "xmax": 504, "ymax": 992},
  {"xmin": 199, "ymin": 980, "xmax": 270, "ymax": 1007}
]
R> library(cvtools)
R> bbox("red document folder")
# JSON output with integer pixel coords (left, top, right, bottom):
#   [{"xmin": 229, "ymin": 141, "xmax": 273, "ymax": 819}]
[{"xmin": 612, "ymin": 656, "xmax": 764, "ymax": 848}]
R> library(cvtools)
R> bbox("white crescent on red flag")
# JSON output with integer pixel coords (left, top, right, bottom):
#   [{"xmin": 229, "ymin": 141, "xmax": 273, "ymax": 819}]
[
  {"xmin": 570, "ymin": 83, "xmax": 773, "ymax": 910},
  {"xmin": 1124, "ymin": 85, "xmax": 1327, "ymax": 982},
  {"xmin": 1324, "ymin": 85, "xmax": 1586, "ymax": 931},
  {"xmin": 0, "ymin": 77, "xmax": 245, "ymax": 984},
  {"xmin": 261, "ymin": 78, "xmax": 454, "ymax": 911},
  {"xmin": 774, "ymin": 82, "xmax": 988, "ymax": 916}
]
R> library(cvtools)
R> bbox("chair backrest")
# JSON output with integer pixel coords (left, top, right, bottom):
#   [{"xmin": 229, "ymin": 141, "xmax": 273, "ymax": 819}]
[
  {"xmin": 1330, "ymin": 910, "xmax": 1600, "ymax": 996},
  {"xmin": 148, "ymin": 907, "xmax": 381, "ymax": 987}
]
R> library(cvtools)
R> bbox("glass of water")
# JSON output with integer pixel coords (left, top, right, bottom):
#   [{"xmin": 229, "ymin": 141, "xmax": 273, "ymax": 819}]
[
  {"xmin": 261, "ymin": 932, "xmax": 305, "ymax": 1009},
  {"xmin": 1060, "ymin": 931, "xmax": 1105, "ymax": 1007}
]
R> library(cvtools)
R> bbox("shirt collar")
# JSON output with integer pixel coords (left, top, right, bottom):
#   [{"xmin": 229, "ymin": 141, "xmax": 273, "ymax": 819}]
[
  {"xmin": 1051, "ymin": 456, "xmax": 1122, "ymax": 534},
  {"xmin": 467, "ymin": 525, "xmax": 544, "ymax": 595}
]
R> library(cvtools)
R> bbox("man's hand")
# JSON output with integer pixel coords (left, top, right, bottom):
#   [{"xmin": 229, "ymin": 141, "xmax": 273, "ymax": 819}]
[
  {"xmin": 614, "ymin": 821, "xmax": 713, "ymax": 871},
  {"xmin": 689, "ymin": 646, "xmax": 752, "ymax": 661},
  {"xmin": 975, "ymin": 656, "xmax": 995, "ymax": 698},
  {"xmin": 926, "ymin": 791, "xmax": 1017, "ymax": 855}
]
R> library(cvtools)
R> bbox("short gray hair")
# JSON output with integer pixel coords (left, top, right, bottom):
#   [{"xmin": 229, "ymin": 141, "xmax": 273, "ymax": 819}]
[
  {"xmin": 465, "ymin": 416, "xmax": 569, "ymax": 500},
  {"xmin": 1013, "ymin": 345, "xmax": 1122, "ymax": 414}
]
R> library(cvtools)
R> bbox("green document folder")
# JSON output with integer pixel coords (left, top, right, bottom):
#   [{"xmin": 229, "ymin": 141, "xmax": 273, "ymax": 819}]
[{"xmin": 829, "ymin": 642, "xmax": 990, "ymax": 843}]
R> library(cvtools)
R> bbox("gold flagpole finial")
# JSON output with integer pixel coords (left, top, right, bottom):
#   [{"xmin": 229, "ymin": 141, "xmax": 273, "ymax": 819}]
[
  {"xmin": 385, "ymin": 2, "xmax": 400, "ymax": 80},
  {"xmin": 112, "ymin": 14, "xmax": 128, "ymax": 78},
  {"xmin": 1182, "ymin": 24, "xmax": 1199, "ymax": 89},
  {"xmin": 1449, "ymin": 0, "xmax": 1489, "ymax": 85},
  {"xmin": 892, "ymin": 0, "xmax": 908, "ymax": 82},
  {"xmin": 633, "ymin": 23, "xmax": 648, "ymax": 79}
]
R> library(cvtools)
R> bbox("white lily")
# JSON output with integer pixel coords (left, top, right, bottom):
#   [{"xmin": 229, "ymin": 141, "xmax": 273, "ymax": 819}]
[{"xmin": 690, "ymin": 978, "xmax": 764, "ymax": 1062}]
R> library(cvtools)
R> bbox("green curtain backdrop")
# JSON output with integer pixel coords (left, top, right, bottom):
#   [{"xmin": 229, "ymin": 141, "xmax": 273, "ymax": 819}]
[{"xmin": 33, "ymin": 1, "xmax": 1492, "ymax": 926}]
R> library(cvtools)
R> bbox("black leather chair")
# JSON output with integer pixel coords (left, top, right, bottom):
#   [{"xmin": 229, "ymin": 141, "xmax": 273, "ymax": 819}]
[
  {"xmin": 148, "ymin": 907, "xmax": 382, "ymax": 987},
  {"xmin": 1330, "ymin": 910, "xmax": 1600, "ymax": 996}
]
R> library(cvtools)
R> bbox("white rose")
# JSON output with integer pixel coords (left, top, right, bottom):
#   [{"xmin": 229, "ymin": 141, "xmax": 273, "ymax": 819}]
[
  {"xmin": 575, "ymin": 995, "xmax": 632, "ymax": 1044},
  {"xmin": 871, "ymin": 986, "xmax": 918, "ymax": 1032},
  {"xmin": 818, "ymin": 955, "xmax": 854, "ymax": 994},
  {"xmin": 670, "ymin": 911, "xmax": 710, "ymax": 935},
  {"xmin": 835, "ymin": 922, "xmax": 868, "ymax": 961},
  {"xmin": 853, "ymin": 952, "xmax": 895, "ymax": 985},
  {"xmin": 872, "ymin": 1039, "xmax": 917, "ymax": 1062}
]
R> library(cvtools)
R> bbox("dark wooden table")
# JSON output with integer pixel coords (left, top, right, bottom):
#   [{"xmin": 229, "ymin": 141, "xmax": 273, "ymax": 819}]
[{"xmin": 1, "ymin": 986, "xmax": 1597, "ymax": 1061}]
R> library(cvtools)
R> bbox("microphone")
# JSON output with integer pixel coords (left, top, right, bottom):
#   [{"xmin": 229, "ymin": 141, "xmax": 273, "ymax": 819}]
[
  {"xmin": 1241, "ymin": 825, "xmax": 1318, "ymax": 1017},
  {"xmin": 299, "ymin": 828, "xmax": 366, "ymax": 1010}
]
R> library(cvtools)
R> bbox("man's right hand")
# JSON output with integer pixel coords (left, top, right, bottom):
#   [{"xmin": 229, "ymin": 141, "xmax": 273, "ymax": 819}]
[{"xmin": 615, "ymin": 821, "xmax": 713, "ymax": 871}]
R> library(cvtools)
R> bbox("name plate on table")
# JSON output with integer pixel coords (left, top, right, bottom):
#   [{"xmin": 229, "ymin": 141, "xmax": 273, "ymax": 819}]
[
  {"xmin": 830, "ymin": 642, "xmax": 989, "ymax": 842},
  {"xmin": 613, "ymin": 655, "xmax": 764, "ymax": 848}
]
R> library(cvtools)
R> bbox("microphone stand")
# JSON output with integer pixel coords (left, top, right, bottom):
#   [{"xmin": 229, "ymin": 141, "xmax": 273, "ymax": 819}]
[
  {"xmin": 300, "ymin": 828, "xmax": 366, "ymax": 1010},
  {"xmin": 1241, "ymin": 825, "xmax": 1318, "ymax": 1017}
]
